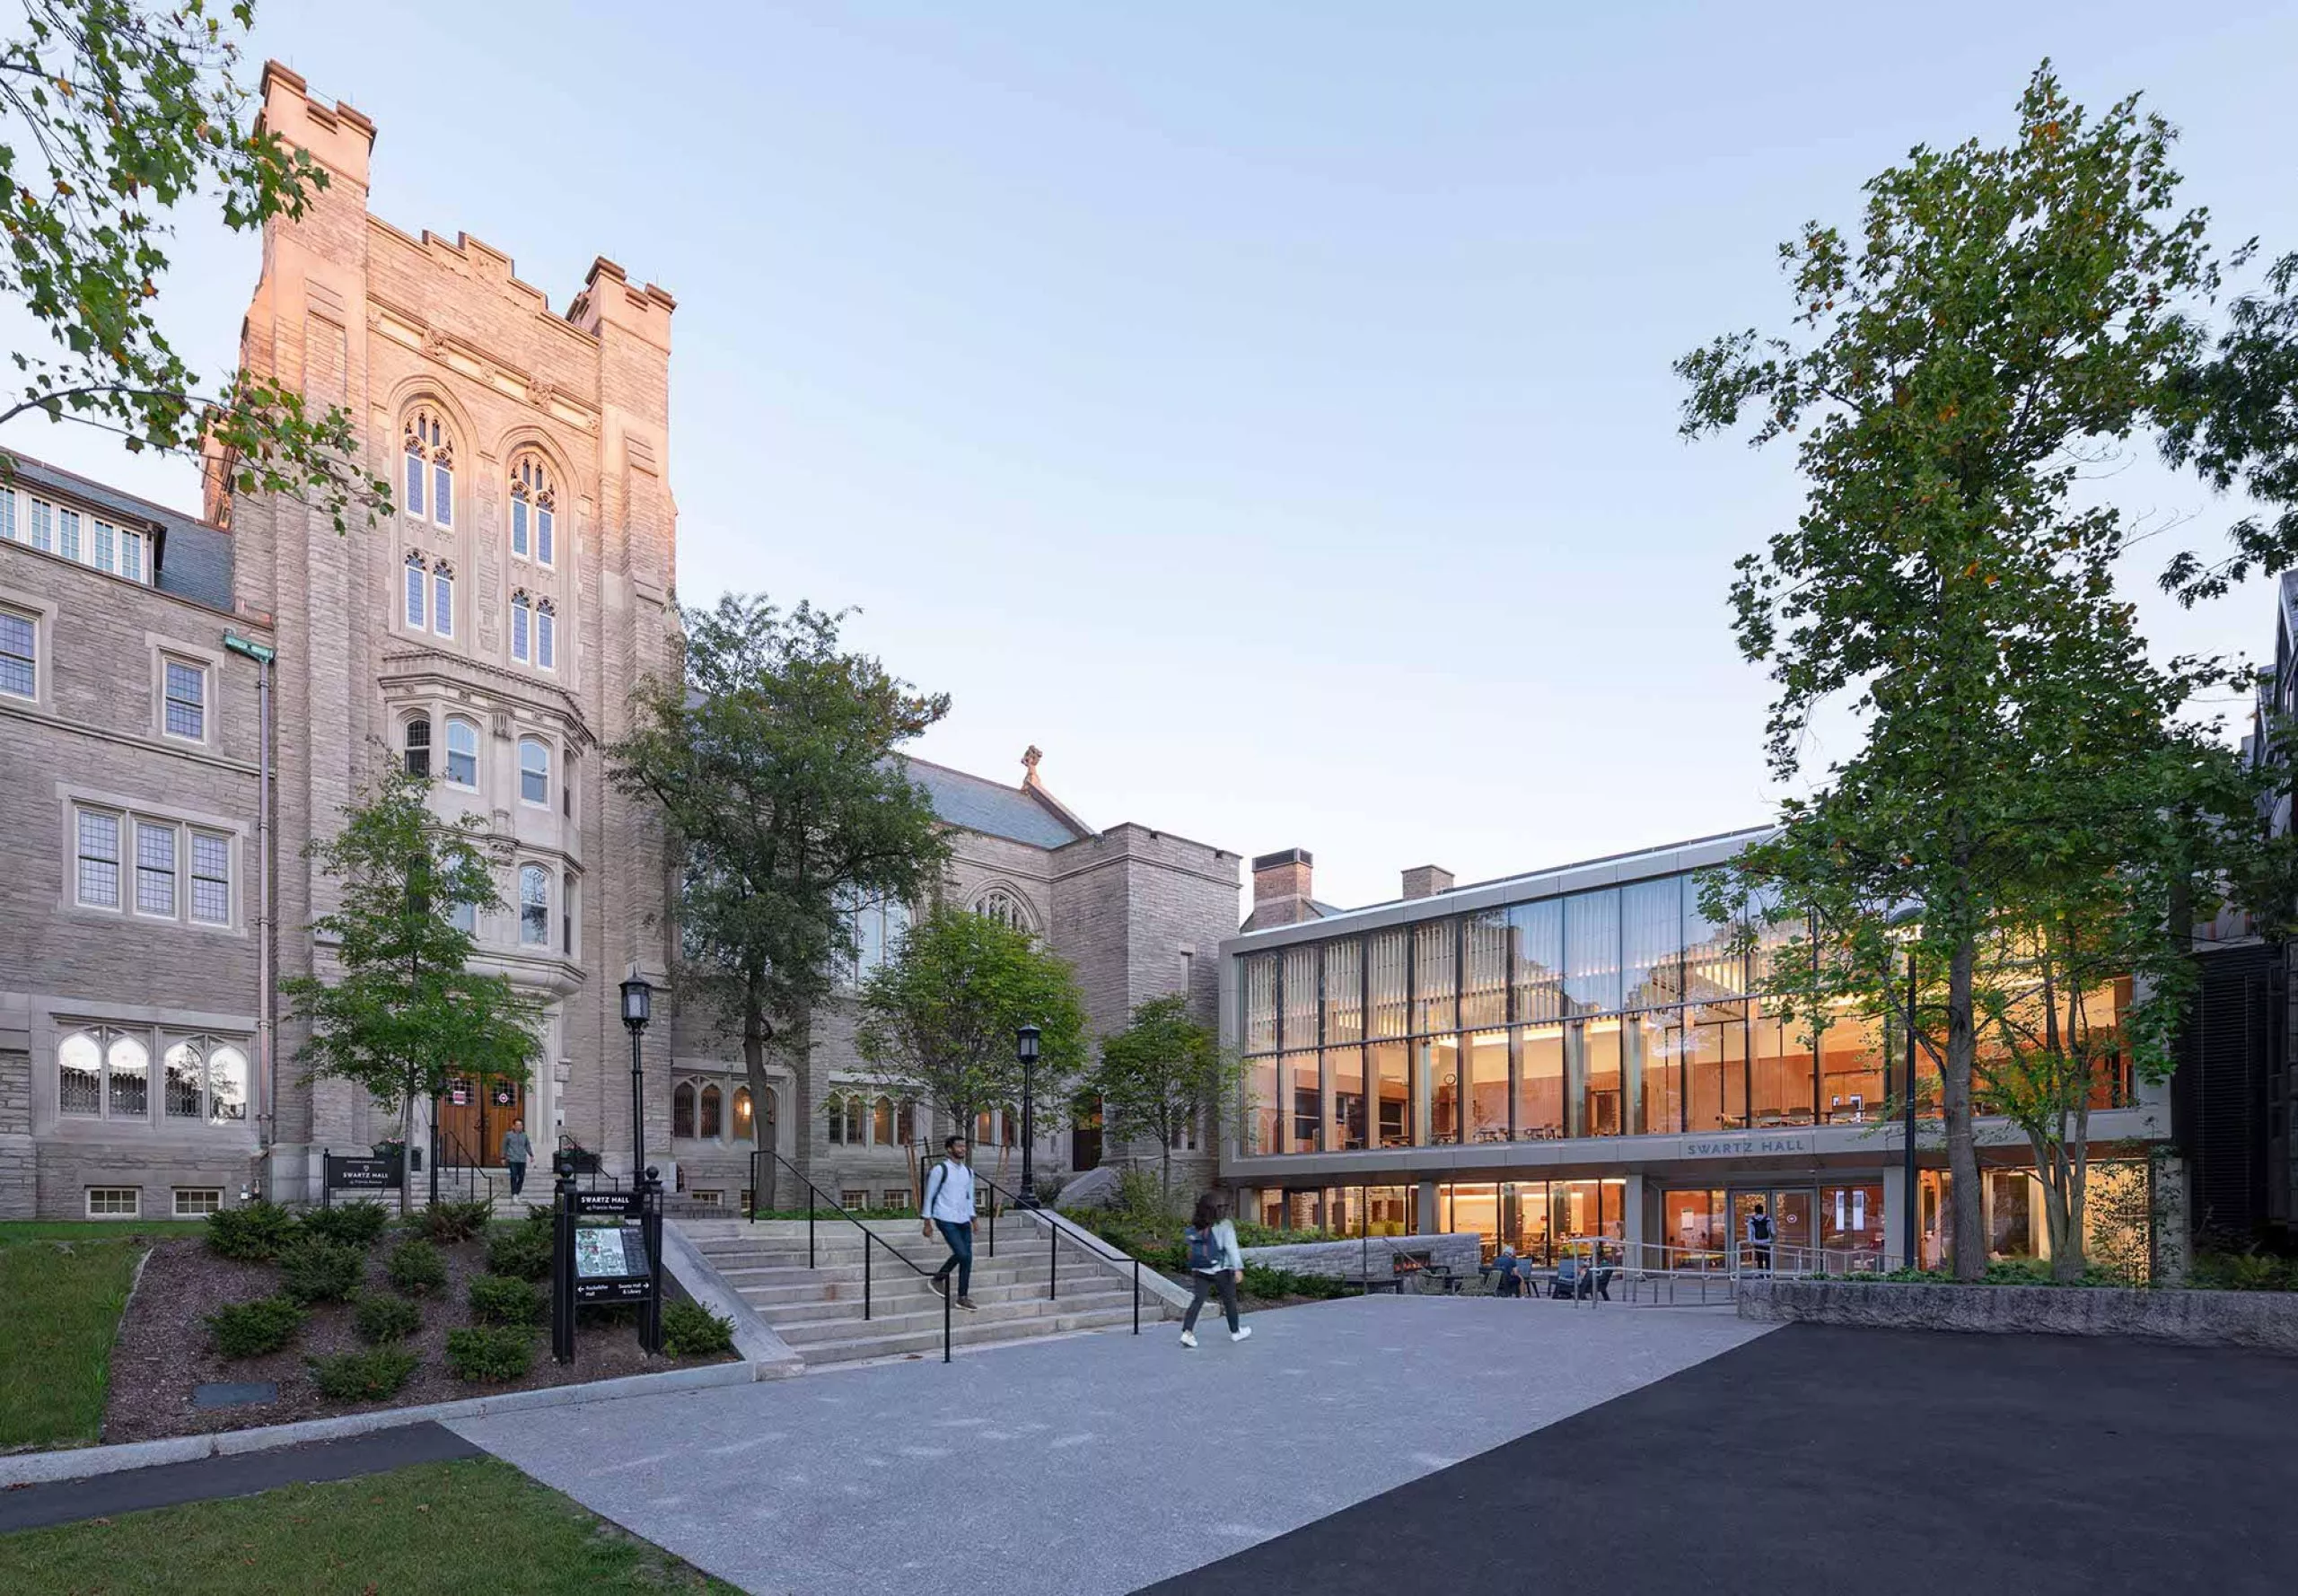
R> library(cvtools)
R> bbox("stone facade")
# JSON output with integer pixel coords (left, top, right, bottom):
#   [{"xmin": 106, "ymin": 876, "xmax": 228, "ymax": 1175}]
[
  {"xmin": 667, "ymin": 770, "xmax": 1243, "ymax": 1213},
  {"xmin": 0, "ymin": 61, "xmax": 1241, "ymax": 1218},
  {"xmin": 1, "ymin": 452, "xmax": 269, "ymax": 1219}
]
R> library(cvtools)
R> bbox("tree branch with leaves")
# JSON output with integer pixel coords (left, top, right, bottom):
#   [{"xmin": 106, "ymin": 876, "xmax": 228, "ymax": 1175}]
[{"xmin": 0, "ymin": 1, "xmax": 386, "ymax": 524}]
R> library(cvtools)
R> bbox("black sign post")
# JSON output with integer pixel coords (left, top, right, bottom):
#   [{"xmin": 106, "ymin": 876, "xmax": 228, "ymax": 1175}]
[{"xmin": 551, "ymin": 1157, "xmax": 664, "ymax": 1363}]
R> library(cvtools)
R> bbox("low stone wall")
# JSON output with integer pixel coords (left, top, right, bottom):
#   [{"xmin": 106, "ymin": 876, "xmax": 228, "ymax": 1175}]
[
  {"xmin": 1739, "ymin": 1278, "xmax": 2298, "ymax": 1355},
  {"xmin": 1241, "ymin": 1232, "xmax": 1483, "ymax": 1281}
]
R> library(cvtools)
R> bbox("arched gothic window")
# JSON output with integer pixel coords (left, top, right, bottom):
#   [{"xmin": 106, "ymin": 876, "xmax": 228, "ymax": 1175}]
[
  {"xmin": 535, "ymin": 598, "xmax": 556, "ymax": 671},
  {"xmin": 972, "ymin": 888, "xmax": 1031, "ymax": 933},
  {"xmin": 403, "ymin": 550, "xmax": 427, "ymax": 631},
  {"xmin": 444, "ymin": 716, "xmax": 478, "ymax": 787},
  {"xmin": 733, "ymin": 1086, "xmax": 754, "ymax": 1138},
  {"xmin": 510, "ymin": 454, "xmax": 557, "ymax": 566},
  {"xmin": 672, "ymin": 1081, "xmax": 696, "ymax": 1139},
  {"xmin": 872, "ymin": 1095, "xmax": 894, "ymax": 1146},
  {"xmin": 162, "ymin": 1034, "xmax": 248, "ymax": 1124},
  {"xmin": 1002, "ymin": 1103, "xmax": 1021, "ymax": 1148},
  {"xmin": 431, "ymin": 559, "xmax": 454, "ymax": 639},
  {"xmin": 518, "ymin": 864, "xmax": 548, "ymax": 946},
  {"xmin": 57, "ymin": 1026, "xmax": 148, "ymax": 1119},
  {"xmin": 700, "ymin": 1083, "xmax": 724, "ymax": 1140},
  {"xmin": 519, "ymin": 738, "xmax": 549, "ymax": 805},
  {"xmin": 402, "ymin": 408, "xmax": 453, "ymax": 527},
  {"xmin": 897, "ymin": 1099, "xmax": 917, "ymax": 1145},
  {"xmin": 403, "ymin": 715, "xmax": 431, "ymax": 779},
  {"xmin": 511, "ymin": 590, "xmax": 531, "ymax": 664}
]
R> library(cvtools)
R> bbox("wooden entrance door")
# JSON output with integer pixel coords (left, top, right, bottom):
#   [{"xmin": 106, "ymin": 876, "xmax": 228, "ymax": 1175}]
[{"xmin": 439, "ymin": 1076, "xmax": 525, "ymax": 1165}]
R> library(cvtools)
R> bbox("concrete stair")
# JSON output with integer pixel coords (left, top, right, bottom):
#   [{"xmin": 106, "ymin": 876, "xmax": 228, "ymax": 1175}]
[{"xmin": 683, "ymin": 1216, "xmax": 1168, "ymax": 1366}]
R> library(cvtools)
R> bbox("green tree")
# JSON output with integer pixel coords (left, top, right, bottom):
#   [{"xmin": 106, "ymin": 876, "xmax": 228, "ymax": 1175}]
[
  {"xmin": 1678, "ymin": 64, "xmax": 2250, "ymax": 1277},
  {"xmin": 2158, "ymin": 248, "xmax": 2298, "ymax": 603},
  {"xmin": 0, "ymin": 2, "xmax": 383, "ymax": 522},
  {"xmin": 281, "ymin": 765, "xmax": 542, "ymax": 1214},
  {"xmin": 611, "ymin": 594, "xmax": 950, "ymax": 1185},
  {"xmin": 1088, "ymin": 994, "xmax": 1241, "ymax": 1198},
  {"xmin": 854, "ymin": 905, "xmax": 1088, "ymax": 1185}
]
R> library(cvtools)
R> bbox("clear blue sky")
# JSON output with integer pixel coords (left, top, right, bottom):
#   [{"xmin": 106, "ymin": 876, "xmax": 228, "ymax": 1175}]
[{"xmin": 10, "ymin": 2, "xmax": 2297, "ymax": 911}]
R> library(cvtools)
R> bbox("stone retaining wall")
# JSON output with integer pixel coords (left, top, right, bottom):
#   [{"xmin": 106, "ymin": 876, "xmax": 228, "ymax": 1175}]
[
  {"xmin": 1738, "ymin": 1278, "xmax": 2298, "ymax": 1355},
  {"xmin": 1241, "ymin": 1232, "xmax": 1483, "ymax": 1280}
]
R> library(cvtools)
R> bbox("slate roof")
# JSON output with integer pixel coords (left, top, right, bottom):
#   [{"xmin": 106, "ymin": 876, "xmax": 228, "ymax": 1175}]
[
  {"xmin": 901, "ymin": 757, "xmax": 1092, "ymax": 849},
  {"xmin": 3, "ymin": 451, "xmax": 236, "ymax": 612}
]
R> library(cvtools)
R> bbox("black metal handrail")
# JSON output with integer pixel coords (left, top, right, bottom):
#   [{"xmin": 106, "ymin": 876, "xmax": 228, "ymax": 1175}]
[
  {"xmin": 974, "ymin": 1173, "xmax": 1144, "ymax": 1336},
  {"xmin": 749, "ymin": 1149, "xmax": 952, "ymax": 1364},
  {"xmin": 434, "ymin": 1126, "xmax": 496, "ymax": 1208}
]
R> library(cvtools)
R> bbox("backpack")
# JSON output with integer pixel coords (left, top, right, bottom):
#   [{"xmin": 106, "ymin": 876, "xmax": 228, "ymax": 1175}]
[
  {"xmin": 1185, "ymin": 1223, "xmax": 1219, "ymax": 1272},
  {"xmin": 1750, "ymin": 1214, "xmax": 1773, "ymax": 1243}
]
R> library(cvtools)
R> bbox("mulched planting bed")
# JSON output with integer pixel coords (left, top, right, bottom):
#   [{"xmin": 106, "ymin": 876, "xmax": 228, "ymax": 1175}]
[{"xmin": 103, "ymin": 1229, "xmax": 731, "ymax": 1444}]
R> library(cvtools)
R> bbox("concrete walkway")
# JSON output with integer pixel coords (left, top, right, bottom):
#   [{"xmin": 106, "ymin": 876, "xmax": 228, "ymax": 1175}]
[{"xmin": 450, "ymin": 1295, "xmax": 1769, "ymax": 1596}]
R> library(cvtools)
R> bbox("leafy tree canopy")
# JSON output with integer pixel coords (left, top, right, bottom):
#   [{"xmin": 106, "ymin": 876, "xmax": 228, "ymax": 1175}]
[
  {"xmin": 1679, "ymin": 64, "xmax": 2276, "ymax": 1278},
  {"xmin": 280, "ymin": 763, "xmax": 542, "ymax": 1209},
  {"xmin": 854, "ymin": 904, "xmax": 1087, "ymax": 1137},
  {"xmin": 0, "ymin": 1, "xmax": 384, "ymax": 522},
  {"xmin": 1088, "ymin": 993, "xmax": 1239, "ymax": 1195},
  {"xmin": 611, "ymin": 593, "xmax": 950, "ymax": 1169}
]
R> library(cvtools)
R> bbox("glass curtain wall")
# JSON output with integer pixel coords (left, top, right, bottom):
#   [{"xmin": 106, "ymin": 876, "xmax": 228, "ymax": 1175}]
[{"xmin": 1236, "ymin": 866, "xmax": 2122, "ymax": 1156}]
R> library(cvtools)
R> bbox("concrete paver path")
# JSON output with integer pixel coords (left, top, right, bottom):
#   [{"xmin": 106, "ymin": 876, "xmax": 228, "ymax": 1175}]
[{"xmin": 449, "ymin": 1294, "xmax": 1768, "ymax": 1596}]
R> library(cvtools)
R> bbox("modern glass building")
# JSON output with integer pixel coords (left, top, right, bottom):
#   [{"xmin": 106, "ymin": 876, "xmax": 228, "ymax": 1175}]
[{"xmin": 1218, "ymin": 830, "xmax": 2169, "ymax": 1270}]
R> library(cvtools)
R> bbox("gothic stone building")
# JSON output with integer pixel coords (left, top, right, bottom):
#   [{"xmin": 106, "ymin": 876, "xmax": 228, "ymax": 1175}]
[{"xmin": 0, "ymin": 63, "xmax": 1238, "ymax": 1220}]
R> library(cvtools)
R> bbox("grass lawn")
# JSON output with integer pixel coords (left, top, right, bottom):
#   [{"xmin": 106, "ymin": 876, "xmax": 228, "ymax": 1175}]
[
  {"xmin": 0, "ymin": 1234, "xmax": 154, "ymax": 1451},
  {"xmin": 0, "ymin": 1457, "xmax": 740, "ymax": 1594},
  {"xmin": 0, "ymin": 1221, "xmax": 208, "ymax": 1245}
]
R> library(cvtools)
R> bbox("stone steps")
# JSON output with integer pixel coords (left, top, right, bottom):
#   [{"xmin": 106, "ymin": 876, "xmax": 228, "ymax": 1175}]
[
  {"xmin": 681, "ymin": 1213, "xmax": 1170, "ymax": 1366},
  {"xmin": 769, "ymin": 1286, "xmax": 1138, "ymax": 1346},
  {"xmin": 794, "ymin": 1301, "xmax": 1148, "ymax": 1365}
]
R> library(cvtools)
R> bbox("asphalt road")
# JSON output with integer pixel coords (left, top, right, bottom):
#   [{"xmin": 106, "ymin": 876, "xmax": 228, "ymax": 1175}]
[{"xmin": 1141, "ymin": 1322, "xmax": 2298, "ymax": 1596}]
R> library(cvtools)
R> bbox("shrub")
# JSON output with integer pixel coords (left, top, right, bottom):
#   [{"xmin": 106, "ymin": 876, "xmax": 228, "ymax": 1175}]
[
  {"xmin": 662, "ymin": 1301, "xmax": 735, "ymax": 1358},
  {"xmin": 415, "ymin": 1199, "xmax": 494, "ymax": 1244},
  {"xmin": 309, "ymin": 1346, "xmax": 418, "ymax": 1401},
  {"xmin": 2193, "ymin": 1251, "xmax": 2298, "ymax": 1292},
  {"xmin": 205, "ymin": 1201, "xmax": 299, "ymax": 1263},
  {"xmin": 445, "ymin": 1325, "xmax": 533, "ymax": 1382},
  {"xmin": 468, "ymin": 1272, "xmax": 545, "ymax": 1328},
  {"xmin": 485, "ymin": 1223, "xmax": 554, "ymax": 1283},
  {"xmin": 353, "ymin": 1292, "xmax": 423, "ymax": 1345},
  {"xmin": 206, "ymin": 1293, "xmax": 307, "ymax": 1358},
  {"xmin": 298, "ymin": 1202, "xmax": 390, "ymax": 1250},
  {"xmin": 1241, "ymin": 1262, "xmax": 1347, "ymax": 1302},
  {"xmin": 386, "ymin": 1237, "xmax": 449, "ymax": 1296},
  {"xmin": 278, "ymin": 1238, "xmax": 366, "ymax": 1304}
]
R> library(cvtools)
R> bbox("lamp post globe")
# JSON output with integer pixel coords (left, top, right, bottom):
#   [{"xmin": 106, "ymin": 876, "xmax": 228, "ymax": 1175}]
[
  {"xmin": 1016, "ymin": 1024, "xmax": 1042, "ymax": 1209},
  {"xmin": 621, "ymin": 973, "xmax": 653, "ymax": 1176}
]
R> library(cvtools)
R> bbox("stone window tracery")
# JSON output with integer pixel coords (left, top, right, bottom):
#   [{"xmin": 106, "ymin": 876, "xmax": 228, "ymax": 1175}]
[{"xmin": 402, "ymin": 408, "xmax": 454, "ymax": 528}]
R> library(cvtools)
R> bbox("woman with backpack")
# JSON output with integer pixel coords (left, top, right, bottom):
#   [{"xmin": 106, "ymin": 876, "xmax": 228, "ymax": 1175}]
[{"xmin": 1180, "ymin": 1191, "xmax": 1251, "ymax": 1348}]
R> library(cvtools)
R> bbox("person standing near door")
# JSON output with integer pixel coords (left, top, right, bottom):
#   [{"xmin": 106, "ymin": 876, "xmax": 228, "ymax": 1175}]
[
  {"xmin": 1746, "ymin": 1201, "xmax": 1773, "ymax": 1271},
  {"xmin": 501, "ymin": 1118, "xmax": 533, "ymax": 1199},
  {"xmin": 922, "ymin": 1134, "xmax": 978, "ymax": 1311}
]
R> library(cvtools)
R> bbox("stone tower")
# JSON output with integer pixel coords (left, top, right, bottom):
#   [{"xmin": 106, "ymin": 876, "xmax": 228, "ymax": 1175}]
[{"xmin": 220, "ymin": 64, "xmax": 680, "ymax": 1193}]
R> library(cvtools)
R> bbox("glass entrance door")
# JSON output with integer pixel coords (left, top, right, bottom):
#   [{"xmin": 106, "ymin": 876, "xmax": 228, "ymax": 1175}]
[{"xmin": 1732, "ymin": 1186, "xmax": 1816, "ymax": 1269}]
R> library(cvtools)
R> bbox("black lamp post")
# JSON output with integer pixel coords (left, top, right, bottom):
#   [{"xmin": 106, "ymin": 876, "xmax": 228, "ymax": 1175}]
[
  {"xmin": 1902, "ymin": 942, "xmax": 1920, "ymax": 1270},
  {"xmin": 621, "ymin": 973, "xmax": 653, "ymax": 1176},
  {"xmin": 1016, "ymin": 1023, "xmax": 1042, "ymax": 1209},
  {"xmin": 1889, "ymin": 907, "xmax": 1921, "ymax": 1271}
]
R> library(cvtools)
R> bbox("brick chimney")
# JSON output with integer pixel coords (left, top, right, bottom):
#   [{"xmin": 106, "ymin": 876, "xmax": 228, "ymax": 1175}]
[
  {"xmin": 1401, "ymin": 864, "xmax": 1454, "ymax": 900},
  {"xmin": 1248, "ymin": 848, "xmax": 1316, "ymax": 929}
]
